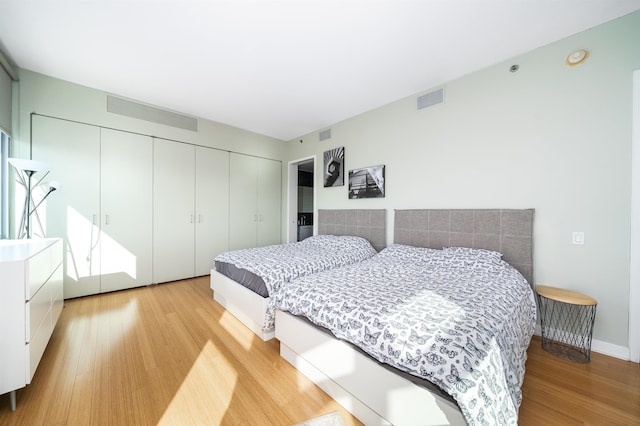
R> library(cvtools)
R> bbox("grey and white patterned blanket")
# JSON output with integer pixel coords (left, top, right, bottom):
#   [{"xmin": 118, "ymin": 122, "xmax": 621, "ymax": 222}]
[
  {"xmin": 274, "ymin": 244, "xmax": 536, "ymax": 425},
  {"xmin": 214, "ymin": 235, "xmax": 377, "ymax": 332}
]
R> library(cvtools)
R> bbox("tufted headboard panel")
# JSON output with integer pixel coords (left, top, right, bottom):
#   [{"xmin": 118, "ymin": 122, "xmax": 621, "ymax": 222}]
[
  {"xmin": 318, "ymin": 209, "xmax": 386, "ymax": 252},
  {"xmin": 394, "ymin": 209, "xmax": 534, "ymax": 286}
]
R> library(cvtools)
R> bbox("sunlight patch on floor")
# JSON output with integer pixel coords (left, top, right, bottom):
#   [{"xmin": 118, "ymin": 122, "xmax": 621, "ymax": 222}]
[
  {"xmin": 219, "ymin": 310, "xmax": 256, "ymax": 351},
  {"xmin": 158, "ymin": 340, "xmax": 238, "ymax": 425}
]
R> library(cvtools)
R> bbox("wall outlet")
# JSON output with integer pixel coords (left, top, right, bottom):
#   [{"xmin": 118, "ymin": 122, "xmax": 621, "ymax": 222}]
[{"xmin": 572, "ymin": 232, "xmax": 585, "ymax": 245}]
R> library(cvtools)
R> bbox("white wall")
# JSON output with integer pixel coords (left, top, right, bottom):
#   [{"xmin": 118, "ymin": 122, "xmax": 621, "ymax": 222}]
[
  {"xmin": 12, "ymin": 70, "xmax": 286, "ymax": 160},
  {"xmin": 286, "ymin": 11, "xmax": 640, "ymax": 351}
]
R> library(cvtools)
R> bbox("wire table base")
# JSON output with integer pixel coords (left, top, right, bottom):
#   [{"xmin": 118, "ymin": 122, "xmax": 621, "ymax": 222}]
[{"xmin": 537, "ymin": 286, "xmax": 597, "ymax": 363}]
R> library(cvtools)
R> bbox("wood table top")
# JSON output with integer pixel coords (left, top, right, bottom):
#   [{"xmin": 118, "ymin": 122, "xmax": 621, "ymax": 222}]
[{"xmin": 536, "ymin": 284, "xmax": 597, "ymax": 306}]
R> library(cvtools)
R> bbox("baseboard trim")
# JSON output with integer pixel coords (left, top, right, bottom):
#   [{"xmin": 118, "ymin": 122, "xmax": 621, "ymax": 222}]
[
  {"xmin": 590, "ymin": 339, "xmax": 630, "ymax": 361},
  {"xmin": 533, "ymin": 326, "xmax": 631, "ymax": 361}
]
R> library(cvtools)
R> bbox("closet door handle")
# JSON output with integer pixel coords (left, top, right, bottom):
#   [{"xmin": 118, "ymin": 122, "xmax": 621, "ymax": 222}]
[
  {"xmin": 92, "ymin": 214, "xmax": 97, "ymax": 226},
  {"xmin": 105, "ymin": 214, "xmax": 110, "ymax": 225},
  {"xmin": 198, "ymin": 214, "xmax": 202, "ymax": 223},
  {"xmin": 254, "ymin": 214, "xmax": 258, "ymax": 222},
  {"xmin": 190, "ymin": 214, "xmax": 194, "ymax": 223}
]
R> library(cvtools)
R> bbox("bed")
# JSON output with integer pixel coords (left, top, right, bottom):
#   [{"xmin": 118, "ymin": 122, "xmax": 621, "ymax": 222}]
[
  {"xmin": 274, "ymin": 208, "xmax": 535, "ymax": 425},
  {"xmin": 210, "ymin": 209, "xmax": 386, "ymax": 340}
]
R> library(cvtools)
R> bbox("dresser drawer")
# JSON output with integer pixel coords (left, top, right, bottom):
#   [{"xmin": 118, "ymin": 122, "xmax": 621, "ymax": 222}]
[
  {"xmin": 27, "ymin": 283, "xmax": 51, "ymax": 342},
  {"xmin": 27, "ymin": 256, "xmax": 64, "ymax": 342},
  {"xmin": 26, "ymin": 308, "xmax": 53, "ymax": 383},
  {"xmin": 26, "ymin": 239, "xmax": 63, "ymax": 300}
]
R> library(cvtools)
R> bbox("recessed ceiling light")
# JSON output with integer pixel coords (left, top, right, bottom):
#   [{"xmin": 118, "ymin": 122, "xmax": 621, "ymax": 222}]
[{"xmin": 566, "ymin": 49, "xmax": 588, "ymax": 67}]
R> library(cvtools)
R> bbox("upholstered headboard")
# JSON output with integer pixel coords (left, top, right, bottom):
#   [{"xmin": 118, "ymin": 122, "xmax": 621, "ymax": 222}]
[
  {"xmin": 394, "ymin": 209, "xmax": 534, "ymax": 286},
  {"xmin": 318, "ymin": 209, "xmax": 386, "ymax": 252}
]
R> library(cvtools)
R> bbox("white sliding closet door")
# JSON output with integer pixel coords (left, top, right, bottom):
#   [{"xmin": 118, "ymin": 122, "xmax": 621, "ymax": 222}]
[
  {"xmin": 100, "ymin": 128, "xmax": 153, "ymax": 292},
  {"xmin": 229, "ymin": 153, "xmax": 281, "ymax": 250},
  {"xmin": 31, "ymin": 116, "xmax": 101, "ymax": 298},
  {"xmin": 257, "ymin": 158, "xmax": 281, "ymax": 247},
  {"xmin": 229, "ymin": 153, "xmax": 259, "ymax": 250},
  {"xmin": 153, "ymin": 139, "xmax": 195, "ymax": 283},
  {"xmin": 195, "ymin": 146, "xmax": 229, "ymax": 276}
]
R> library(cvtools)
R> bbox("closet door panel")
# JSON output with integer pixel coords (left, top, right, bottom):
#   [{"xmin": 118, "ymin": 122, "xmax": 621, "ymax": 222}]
[
  {"xmin": 100, "ymin": 129, "xmax": 153, "ymax": 292},
  {"xmin": 153, "ymin": 139, "xmax": 195, "ymax": 283},
  {"xmin": 195, "ymin": 147, "xmax": 229, "ymax": 276},
  {"xmin": 257, "ymin": 158, "xmax": 281, "ymax": 247},
  {"xmin": 31, "ymin": 116, "xmax": 101, "ymax": 298},
  {"xmin": 229, "ymin": 153, "xmax": 258, "ymax": 250}
]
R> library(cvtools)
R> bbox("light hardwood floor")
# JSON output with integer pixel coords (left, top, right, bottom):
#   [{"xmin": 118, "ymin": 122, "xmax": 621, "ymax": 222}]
[{"xmin": 0, "ymin": 276, "xmax": 638, "ymax": 425}]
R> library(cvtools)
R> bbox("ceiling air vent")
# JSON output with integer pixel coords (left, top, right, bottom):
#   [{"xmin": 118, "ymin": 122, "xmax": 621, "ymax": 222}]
[
  {"xmin": 417, "ymin": 88, "xmax": 444, "ymax": 110},
  {"xmin": 319, "ymin": 128, "xmax": 332, "ymax": 141},
  {"xmin": 107, "ymin": 95, "xmax": 198, "ymax": 131}
]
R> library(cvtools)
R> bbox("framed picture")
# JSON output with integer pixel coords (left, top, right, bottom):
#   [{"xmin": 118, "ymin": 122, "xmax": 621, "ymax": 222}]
[
  {"xmin": 348, "ymin": 165, "xmax": 385, "ymax": 199},
  {"xmin": 323, "ymin": 147, "xmax": 344, "ymax": 187}
]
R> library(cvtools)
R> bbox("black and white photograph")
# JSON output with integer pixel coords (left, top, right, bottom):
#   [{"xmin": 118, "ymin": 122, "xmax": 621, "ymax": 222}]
[
  {"xmin": 323, "ymin": 147, "xmax": 344, "ymax": 187},
  {"xmin": 348, "ymin": 165, "xmax": 385, "ymax": 199}
]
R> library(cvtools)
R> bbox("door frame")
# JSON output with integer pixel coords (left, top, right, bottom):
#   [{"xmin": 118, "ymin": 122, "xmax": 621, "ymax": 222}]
[
  {"xmin": 287, "ymin": 155, "xmax": 316, "ymax": 243},
  {"xmin": 630, "ymin": 69, "xmax": 640, "ymax": 363}
]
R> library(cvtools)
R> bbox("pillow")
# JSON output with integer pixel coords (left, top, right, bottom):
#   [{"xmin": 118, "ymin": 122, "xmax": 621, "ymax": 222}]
[
  {"xmin": 440, "ymin": 247, "xmax": 504, "ymax": 272},
  {"xmin": 443, "ymin": 246, "xmax": 503, "ymax": 261},
  {"xmin": 378, "ymin": 244, "xmax": 444, "ymax": 264},
  {"xmin": 302, "ymin": 234, "xmax": 376, "ymax": 256}
]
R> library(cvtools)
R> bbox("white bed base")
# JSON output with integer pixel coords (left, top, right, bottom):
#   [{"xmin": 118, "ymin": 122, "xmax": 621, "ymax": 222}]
[
  {"xmin": 210, "ymin": 270, "xmax": 275, "ymax": 341},
  {"xmin": 275, "ymin": 310, "xmax": 466, "ymax": 426}
]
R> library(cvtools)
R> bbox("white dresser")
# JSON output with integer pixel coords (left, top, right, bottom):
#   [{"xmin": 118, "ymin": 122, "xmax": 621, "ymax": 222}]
[{"xmin": 0, "ymin": 238, "xmax": 63, "ymax": 411}]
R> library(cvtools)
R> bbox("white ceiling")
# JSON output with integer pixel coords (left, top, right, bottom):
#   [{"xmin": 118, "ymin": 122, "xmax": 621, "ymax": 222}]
[{"xmin": 1, "ymin": 1, "xmax": 640, "ymax": 141}]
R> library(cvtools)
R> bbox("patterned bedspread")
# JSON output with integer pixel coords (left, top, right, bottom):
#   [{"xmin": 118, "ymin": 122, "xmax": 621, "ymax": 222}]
[
  {"xmin": 214, "ymin": 235, "xmax": 377, "ymax": 332},
  {"xmin": 273, "ymin": 244, "xmax": 537, "ymax": 425}
]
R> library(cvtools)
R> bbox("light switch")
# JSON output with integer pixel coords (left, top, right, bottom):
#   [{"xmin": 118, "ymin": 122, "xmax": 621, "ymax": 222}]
[{"xmin": 572, "ymin": 232, "xmax": 585, "ymax": 245}]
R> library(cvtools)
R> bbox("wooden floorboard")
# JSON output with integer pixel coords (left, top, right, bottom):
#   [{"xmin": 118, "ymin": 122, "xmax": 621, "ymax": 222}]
[
  {"xmin": 520, "ymin": 336, "xmax": 640, "ymax": 425},
  {"xmin": 1, "ymin": 276, "xmax": 638, "ymax": 425}
]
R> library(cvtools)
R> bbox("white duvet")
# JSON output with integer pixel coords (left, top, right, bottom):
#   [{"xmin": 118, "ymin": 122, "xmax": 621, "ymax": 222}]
[
  {"xmin": 214, "ymin": 235, "xmax": 377, "ymax": 332},
  {"xmin": 274, "ymin": 244, "xmax": 537, "ymax": 425}
]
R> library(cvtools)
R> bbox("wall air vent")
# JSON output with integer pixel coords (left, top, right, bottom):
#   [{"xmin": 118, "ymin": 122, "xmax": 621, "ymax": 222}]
[
  {"xmin": 319, "ymin": 128, "xmax": 332, "ymax": 141},
  {"xmin": 417, "ymin": 88, "xmax": 444, "ymax": 110},
  {"xmin": 107, "ymin": 95, "xmax": 198, "ymax": 131}
]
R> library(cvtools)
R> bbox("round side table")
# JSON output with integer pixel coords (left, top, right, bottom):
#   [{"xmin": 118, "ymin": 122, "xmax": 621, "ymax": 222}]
[{"xmin": 536, "ymin": 285, "xmax": 597, "ymax": 363}]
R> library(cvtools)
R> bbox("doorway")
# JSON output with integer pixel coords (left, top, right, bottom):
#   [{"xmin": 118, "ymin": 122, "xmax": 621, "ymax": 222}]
[
  {"xmin": 630, "ymin": 69, "xmax": 640, "ymax": 363},
  {"xmin": 287, "ymin": 156, "xmax": 315, "ymax": 243}
]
